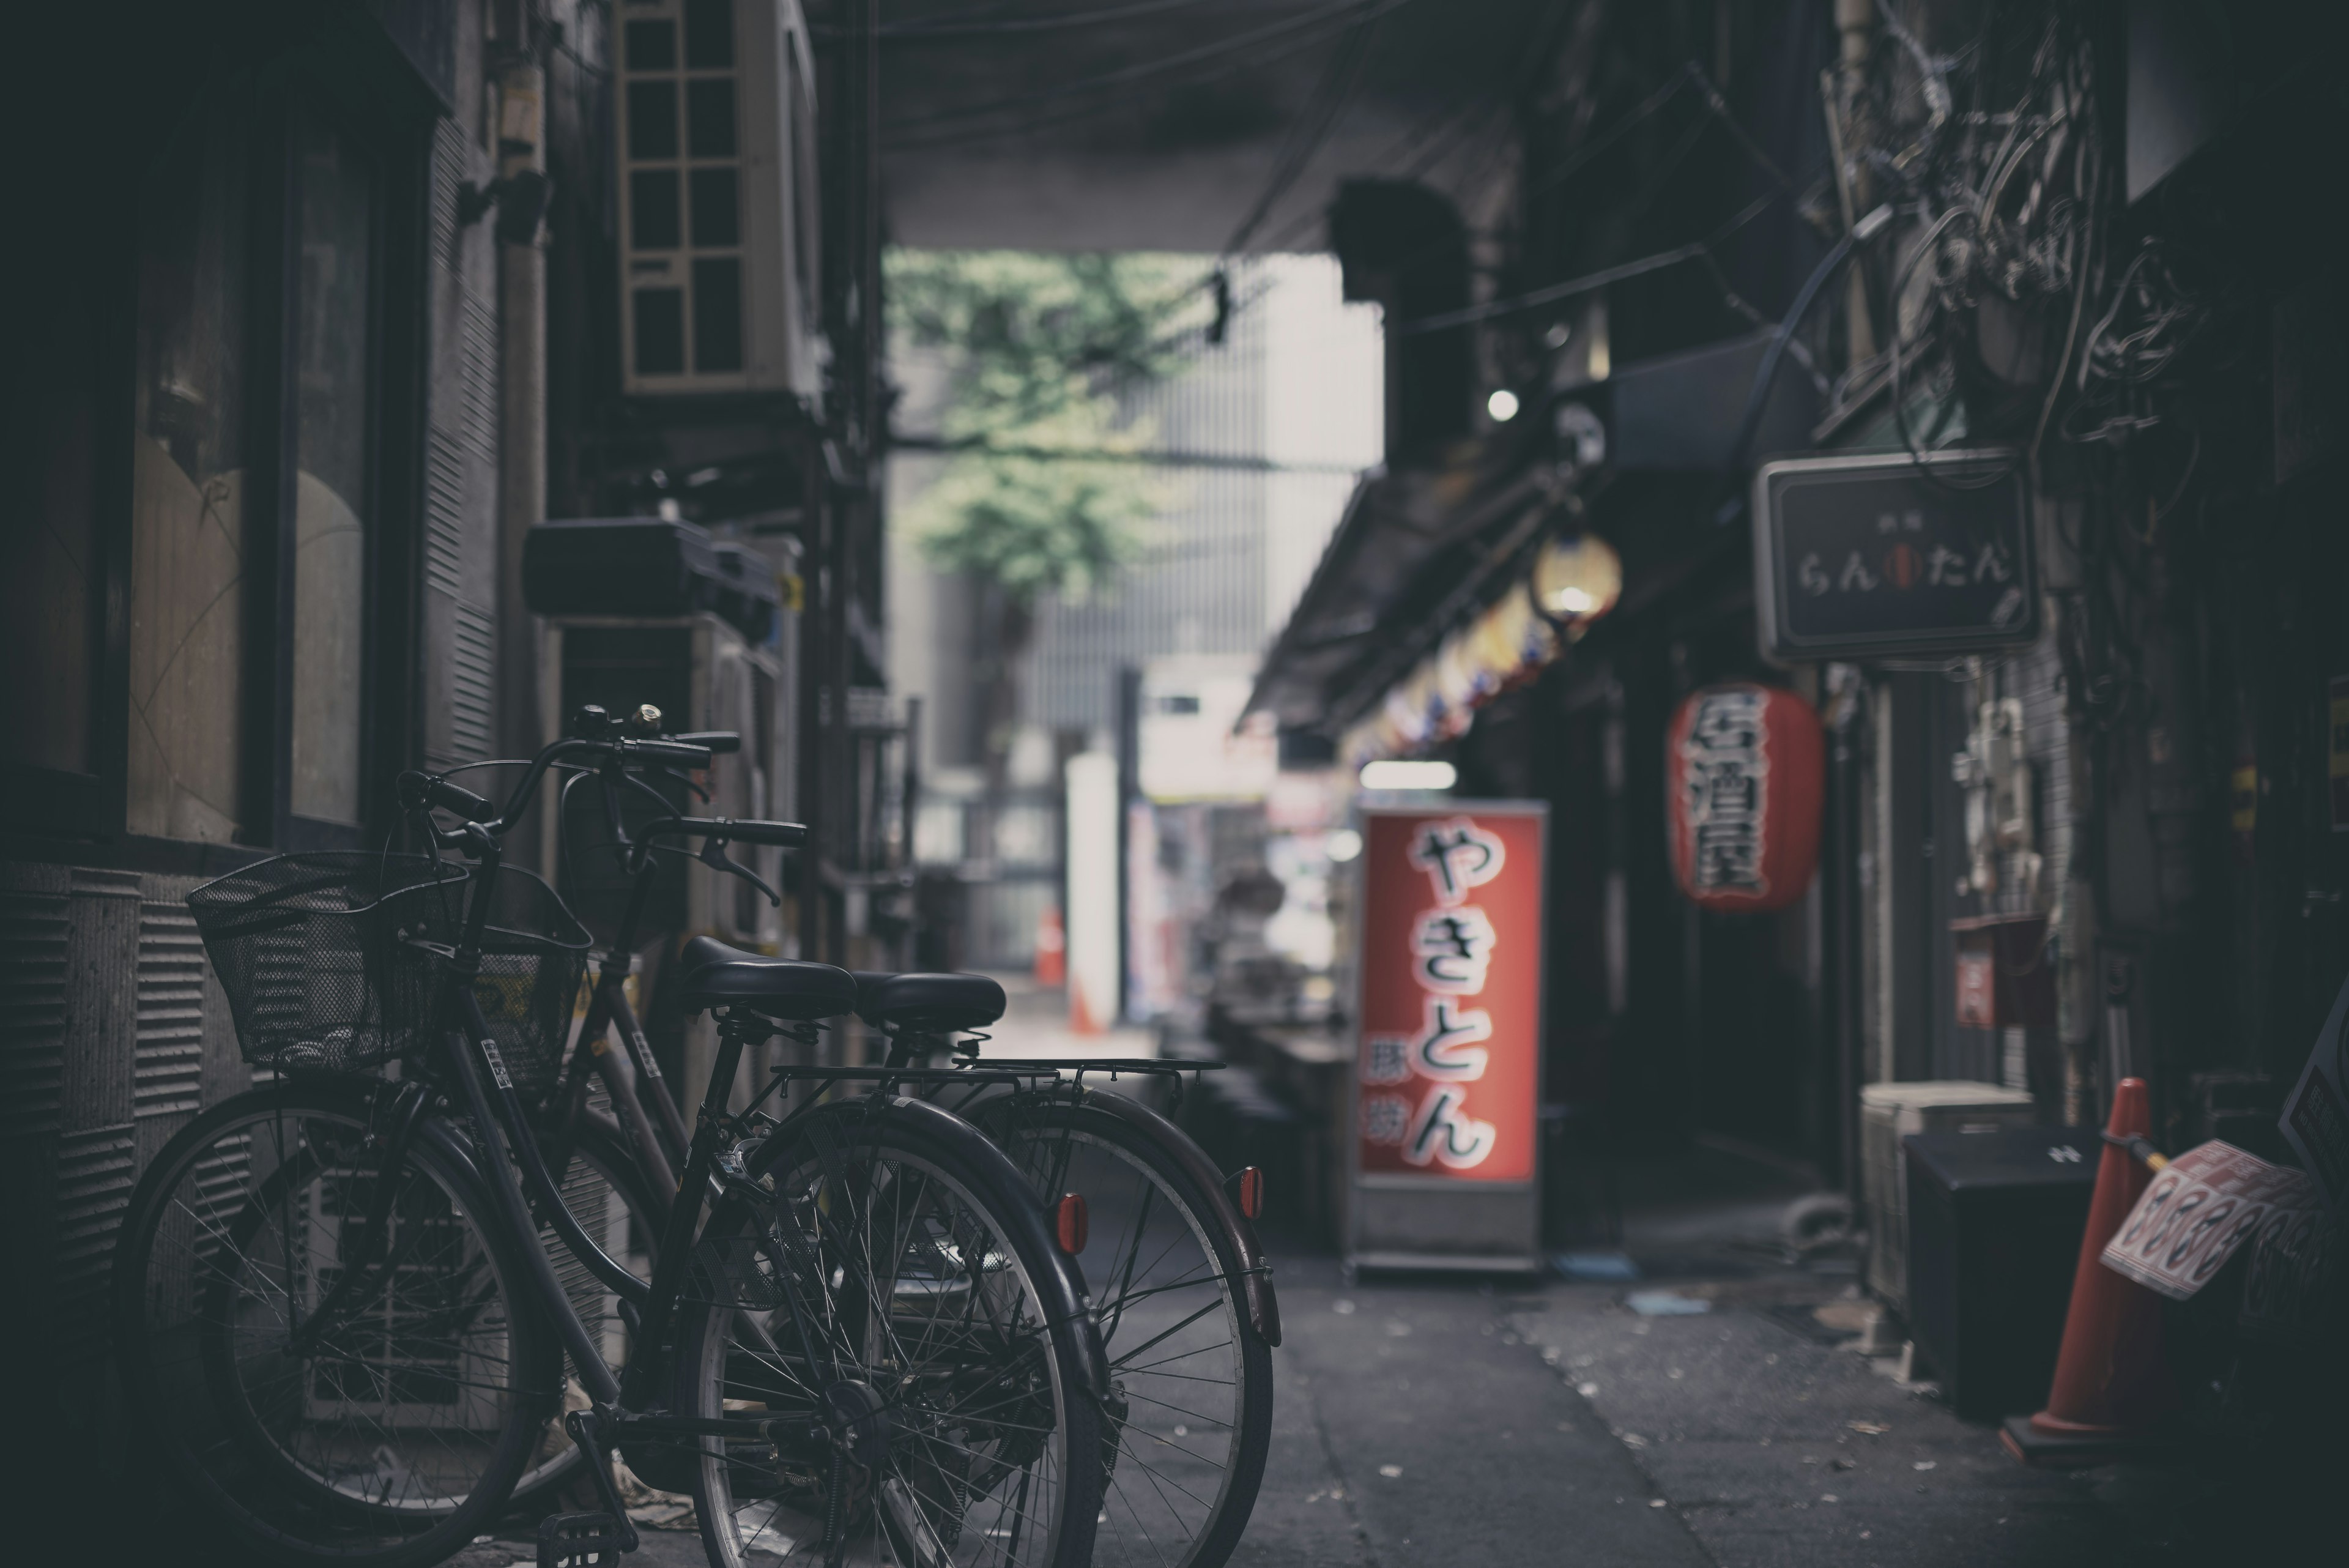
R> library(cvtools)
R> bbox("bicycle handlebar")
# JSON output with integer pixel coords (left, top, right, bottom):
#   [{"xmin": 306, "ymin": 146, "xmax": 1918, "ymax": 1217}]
[
  {"xmin": 397, "ymin": 771, "xmax": 497, "ymax": 823},
  {"xmin": 400, "ymin": 730, "xmax": 714, "ymax": 849},
  {"xmin": 662, "ymin": 816, "xmax": 807, "ymax": 848},
  {"xmin": 629, "ymin": 738, "xmax": 716, "ymax": 767}
]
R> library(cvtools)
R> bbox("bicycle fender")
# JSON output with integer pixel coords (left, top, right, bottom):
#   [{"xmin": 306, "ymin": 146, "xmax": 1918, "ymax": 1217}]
[{"xmin": 1075, "ymin": 1089, "xmax": 1282, "ymax": 1348}]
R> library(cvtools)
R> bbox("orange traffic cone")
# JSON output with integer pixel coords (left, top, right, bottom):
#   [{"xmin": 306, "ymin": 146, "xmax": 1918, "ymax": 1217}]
[
  {"xmin": 2001, "ymin": 1077, "xmax": 2176, "ymax": 1464},
  {"xmin": 1033, "ymin": 906, "xmax": 1066, "ymax": 989}
]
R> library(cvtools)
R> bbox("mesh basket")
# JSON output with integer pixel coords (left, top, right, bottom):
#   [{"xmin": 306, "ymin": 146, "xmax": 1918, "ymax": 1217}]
[{"xmin": 188, "ymin": 852, "xmax": 591, "ymax": 1097}]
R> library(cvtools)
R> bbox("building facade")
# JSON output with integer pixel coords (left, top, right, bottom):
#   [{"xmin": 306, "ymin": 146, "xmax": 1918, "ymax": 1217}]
[{"xmin": 2, "ymin": 0, "xmax": 880, "ymax": 1501}]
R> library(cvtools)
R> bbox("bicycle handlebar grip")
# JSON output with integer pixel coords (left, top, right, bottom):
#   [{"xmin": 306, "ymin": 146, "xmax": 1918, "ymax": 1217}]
[
  {"xmin": 673, "ymin": 730, "xmax": 742, "ymax": 755},
  {"xmin": 630, "ymin": 739, "xmax": 714, "ymax": 767},
  {"xmin": 396, "ymin": 771, "xmax": 496, "ymax": 822},
  {"xmin": 721, "ymin": 819, "xmax": 807, "ymax": 847}
]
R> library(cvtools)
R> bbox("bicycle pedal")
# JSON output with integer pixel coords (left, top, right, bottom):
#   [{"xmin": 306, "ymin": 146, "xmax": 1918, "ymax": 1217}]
[{"xmin": 537, "ymin": 1510, "xmax": 626, "ymax": 1567}]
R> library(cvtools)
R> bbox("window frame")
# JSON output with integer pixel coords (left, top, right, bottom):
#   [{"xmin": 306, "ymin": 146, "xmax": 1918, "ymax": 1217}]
[{"xmin": 2, "ymin": 58, "xmax": 433, "ymax": 868}]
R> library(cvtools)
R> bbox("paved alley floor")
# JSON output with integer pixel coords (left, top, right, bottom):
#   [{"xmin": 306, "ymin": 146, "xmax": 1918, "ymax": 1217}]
[
  {"xmin": 1219, "ymin": 1139, "xmax": 2317, "ymax": 1568},
  {"xmin": 436, "ymin": 1136, "xmax": 2321, "ymax": 1568}
]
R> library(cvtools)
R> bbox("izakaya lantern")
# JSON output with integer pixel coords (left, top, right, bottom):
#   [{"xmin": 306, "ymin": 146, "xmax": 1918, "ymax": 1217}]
[{"xmin": 1665, "ymin": 683, "xmax": 1823, "ymax": 913}]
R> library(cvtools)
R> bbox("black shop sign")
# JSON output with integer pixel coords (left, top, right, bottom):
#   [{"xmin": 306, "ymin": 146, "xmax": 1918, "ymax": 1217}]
[{"xmin": 1750, "ymin": 450, "xmax": 2036, "ymax": 661}]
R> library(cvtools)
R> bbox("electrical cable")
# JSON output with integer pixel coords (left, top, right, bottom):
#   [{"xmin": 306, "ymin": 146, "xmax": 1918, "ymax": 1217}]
[
  {"xmin": 868, "ymin": 0, "xmax": 1250, "ymax": 40},
  {"xmin": 1720, "ymin": 203, "xmax": 1892, "ymax": 494},
  {"xmin": 1391, "ymin": 187, "xmax": 1785, "ymax": 336},
  {"xmin": 880, "ymin": 0, "xmax": 1416, "ymax": 143},
  {"xmin": 1220, "ymin": 0, "xmax": 1383, "ymax": 257}
]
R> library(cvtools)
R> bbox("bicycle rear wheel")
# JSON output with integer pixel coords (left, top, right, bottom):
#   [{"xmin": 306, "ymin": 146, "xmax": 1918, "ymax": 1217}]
[
  {"xmin": 680, "ymin": 1096, "xmax": 1105, "ymax": 1568},
  {"xmin": 113, "ymin": 1081, "xmax": 558, "ymax": 1567},
  {"xmin": 984, "ymin": 1092, "xmax": 1273, "ymax": 1568}
]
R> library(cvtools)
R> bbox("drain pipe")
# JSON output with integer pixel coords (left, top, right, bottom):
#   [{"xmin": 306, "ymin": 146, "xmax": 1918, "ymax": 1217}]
[{"xmin": 1835, "ymin": 0, "xmax": 1877, "ymax": 364}]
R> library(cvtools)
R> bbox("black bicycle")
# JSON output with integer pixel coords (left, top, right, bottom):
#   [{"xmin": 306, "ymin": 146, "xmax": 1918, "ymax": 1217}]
[
  {"xmin": 844, "ymin": 975, "xmax": 1280, "ymax": 1568},
  {"xmin": 113, "ymin": 730, "xmax": 1106, "ymax": 1568}
]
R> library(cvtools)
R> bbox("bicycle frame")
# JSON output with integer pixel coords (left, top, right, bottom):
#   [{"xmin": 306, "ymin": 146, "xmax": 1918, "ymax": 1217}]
[
  {"xmin": 412, "ymin": 831, "xmax": 837, "ymax": 1551},
  {"xmin": 556, "ymin": 959, "xmax": 689, "ymax": 1195}
]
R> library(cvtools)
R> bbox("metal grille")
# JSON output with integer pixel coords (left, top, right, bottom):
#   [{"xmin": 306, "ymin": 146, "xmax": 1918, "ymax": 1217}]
[
  {"xmin": 135, "ymin": 901, "xmax": 206, "ymax": 1120},
  {"xmin": 423, "ymin": 426, "xmax": 467, "ymax": 596},
  {"xmin": 451, "ymin": 601, "xmax": 499, "ymax": 762},
  {"xmin": 55, "ymin": 1124, "xmax": 135, "ymax": 1360},
  {"xmin": 430, "ymin": 116, "xmax": 464, "ymax": 264},
  {"xmin": 0, "ymin": 886, "xmax": 67, "ymax": 1143},
  {"xmin": 459, "ymin": 288, "xmax": 500, "ymax": 462}
]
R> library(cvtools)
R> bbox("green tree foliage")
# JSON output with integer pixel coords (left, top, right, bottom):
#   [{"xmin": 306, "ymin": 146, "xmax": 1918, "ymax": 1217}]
[{"xmin": 888, "ymin": 249, "xmax": 1205, "ymax": 606}]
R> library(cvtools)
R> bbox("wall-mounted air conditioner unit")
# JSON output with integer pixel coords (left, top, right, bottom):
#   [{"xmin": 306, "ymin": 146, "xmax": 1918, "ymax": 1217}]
[{"xmin": 615, "ymin": 0, "xmax": 825, "ymax": 398}]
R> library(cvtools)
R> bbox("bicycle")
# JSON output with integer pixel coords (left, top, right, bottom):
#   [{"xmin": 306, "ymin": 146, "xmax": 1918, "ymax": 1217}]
[
  {"xmin": 113, "ymin": 730, "xmax": 1107, "ymax": 1568},
  {"xmin": 837, "ymin": 969, "xmax": 1282, "ymax": 1568}
]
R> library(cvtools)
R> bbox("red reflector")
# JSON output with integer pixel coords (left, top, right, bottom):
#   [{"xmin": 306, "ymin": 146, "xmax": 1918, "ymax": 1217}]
[
  {"xmin": 1054, "ymin": 1193, "xmax": 1088, "ymax": 1254},
  {"xmin": 1233, "ymin": 1166, "xmax": 1264, "ymax": 1220}
]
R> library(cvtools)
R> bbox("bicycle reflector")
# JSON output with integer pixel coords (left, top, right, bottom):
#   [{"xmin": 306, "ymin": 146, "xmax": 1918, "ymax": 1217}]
[
  {"xmin": 1053, "ymin": 1193, "xmax": 1088, "ymax": 1255},
  {"xmin": 1228, "ymin": 1167, "xmax": 1265, "ymax": 1220}
]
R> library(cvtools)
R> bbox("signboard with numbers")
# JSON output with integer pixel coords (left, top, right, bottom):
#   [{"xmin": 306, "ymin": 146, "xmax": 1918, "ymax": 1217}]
[
  {"xmin": 1346, "ymin": 800, "xmax": 1546, "ymax": 1274},
  {"xmin": 1750, "ymin": 450, "xmax": 2037, "ymax": 661}
]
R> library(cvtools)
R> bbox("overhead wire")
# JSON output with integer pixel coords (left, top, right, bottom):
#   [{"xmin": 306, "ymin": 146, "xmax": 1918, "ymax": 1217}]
[
  {"xmin": 1219, "ymin": 0, "xmax": 1384, "ymax": 258},
  {"xmin": 1392, "ymin": 188, "xmax": 1787, "ymax": 335},
  {"xmin": 880, "ymin": 0, "xmax": 1418, "ymax": 146},
  {"xmin": 867, "ymin": 0, "xmax": 1251, "ymax": 40}
]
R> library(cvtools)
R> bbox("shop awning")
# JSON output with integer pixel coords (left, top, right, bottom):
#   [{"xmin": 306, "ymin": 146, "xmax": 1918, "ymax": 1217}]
[
  {"xmin": 1249, "ymin": 327, "xmax": 1825, "ymax": 746},
  {"xmin": 1249, "ymin": 439, "xmax": 1558, "ymax": 739}
]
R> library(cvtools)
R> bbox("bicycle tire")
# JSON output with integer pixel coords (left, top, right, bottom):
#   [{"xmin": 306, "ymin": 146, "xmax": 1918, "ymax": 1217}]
[
  {"xmin": 979, "ymin": 1090, "xmax": 1274, "ymax": 1568},
  {"xmin": 679, "ymin": 1094, "xmax": 1107, "ymax": 1568},
  {"xmin": 113, "ymin": 1080, "xmax": 560, "ymax": 1568}
]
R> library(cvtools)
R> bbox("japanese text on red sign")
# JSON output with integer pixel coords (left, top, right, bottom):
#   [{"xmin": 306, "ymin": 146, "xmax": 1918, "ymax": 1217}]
[{"xmin": 1358, "ymin": 818, "xmax": 1510, "ymax": 1172}]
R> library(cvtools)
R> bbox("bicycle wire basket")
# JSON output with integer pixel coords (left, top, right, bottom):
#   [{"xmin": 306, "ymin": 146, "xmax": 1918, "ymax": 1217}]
[{"xmin": 188, "ymin": 851, "xmax": 592, "ymax": 1102}]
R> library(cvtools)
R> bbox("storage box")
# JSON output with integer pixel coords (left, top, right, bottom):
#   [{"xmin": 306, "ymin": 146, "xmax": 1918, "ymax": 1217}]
[
  {"xmin": 1950, "ymin": 913, "xmax": 2057, "ymax": 1030},
  {"xmin": 1860, "ymin": 1081, "xmax": 2038, "ymax": 1310},
  {"xmin": 523, "ymin": 517, "xmax": 722, "ymax": 620},
  {"xmin": 1904, "ymin": 1126, "xmax": 2099, "ymax": 1418}
]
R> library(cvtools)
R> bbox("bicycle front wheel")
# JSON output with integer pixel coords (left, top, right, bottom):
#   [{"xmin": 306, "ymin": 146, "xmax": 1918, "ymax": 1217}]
[
  {"xmin": 113, "ymin": 1080, "xmax": 560, "ymax": 1567},
  {"xmin": 680, "ymin": 1096, "xmax": 1105, "ymax": 1568}
]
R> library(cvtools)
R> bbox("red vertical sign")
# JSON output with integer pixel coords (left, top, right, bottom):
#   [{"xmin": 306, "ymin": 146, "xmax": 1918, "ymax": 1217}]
[{"xmin": 1355, "ymin": 804, "xmax": 1545, "ymax": 1183}]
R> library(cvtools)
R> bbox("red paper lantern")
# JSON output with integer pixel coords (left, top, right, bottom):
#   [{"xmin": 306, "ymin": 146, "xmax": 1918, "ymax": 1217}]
[{"xmin": 1665, "ymin": 683, "xmax": 1823, "ymax": 913}]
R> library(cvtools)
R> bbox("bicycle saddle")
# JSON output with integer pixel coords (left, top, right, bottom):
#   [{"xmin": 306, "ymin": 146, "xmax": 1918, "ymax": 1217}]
[
  {"xmin": 678, "ymin": 935, "xmax": 857, "ymax": 1021},
  {"xmin": 851, "ymin": 970, "xmax": 1007, "ymax": 1035}
]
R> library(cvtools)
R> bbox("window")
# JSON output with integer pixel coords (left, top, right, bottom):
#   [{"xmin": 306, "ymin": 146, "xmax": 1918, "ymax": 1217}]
[
  {"xmin": 620, "ymin": 0, "xmax": 748, "ymax": 385},
  {"xmin": 1, "ymin": 247, "xmax": 106, "ymax": 786},
  {"xmin": 6, "ymin": 67, "xmax": 416, "ymax": 855},
  {"xmin": 289, "ymin": 111, "xmax": 377, "ymax": 828},
  {"xmin": 126, "ymin": 98, "xmax": 254, "ymax": 842}
]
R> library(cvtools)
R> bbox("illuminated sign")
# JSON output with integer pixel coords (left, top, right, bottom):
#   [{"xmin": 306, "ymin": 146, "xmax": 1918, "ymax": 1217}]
[{"xmin": 1354, "ymin": 804, "xmax": 1545, "ymax": 1183}]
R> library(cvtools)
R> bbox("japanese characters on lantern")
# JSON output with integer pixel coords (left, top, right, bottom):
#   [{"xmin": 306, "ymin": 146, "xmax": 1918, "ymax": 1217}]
[
  {"xmin": 1354, "ymin": 806, "xmax": 1545, "ymax": 1183},
  {"xmin": 1664, "ymin": 684, "xmax": 1824, "ymax": 915}
]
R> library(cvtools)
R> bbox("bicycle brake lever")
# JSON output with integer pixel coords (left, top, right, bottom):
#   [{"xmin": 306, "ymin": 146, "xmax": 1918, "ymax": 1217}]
[{"xmin": 701, "ymin": 831, "xmax": 782, "ymax": 907}]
